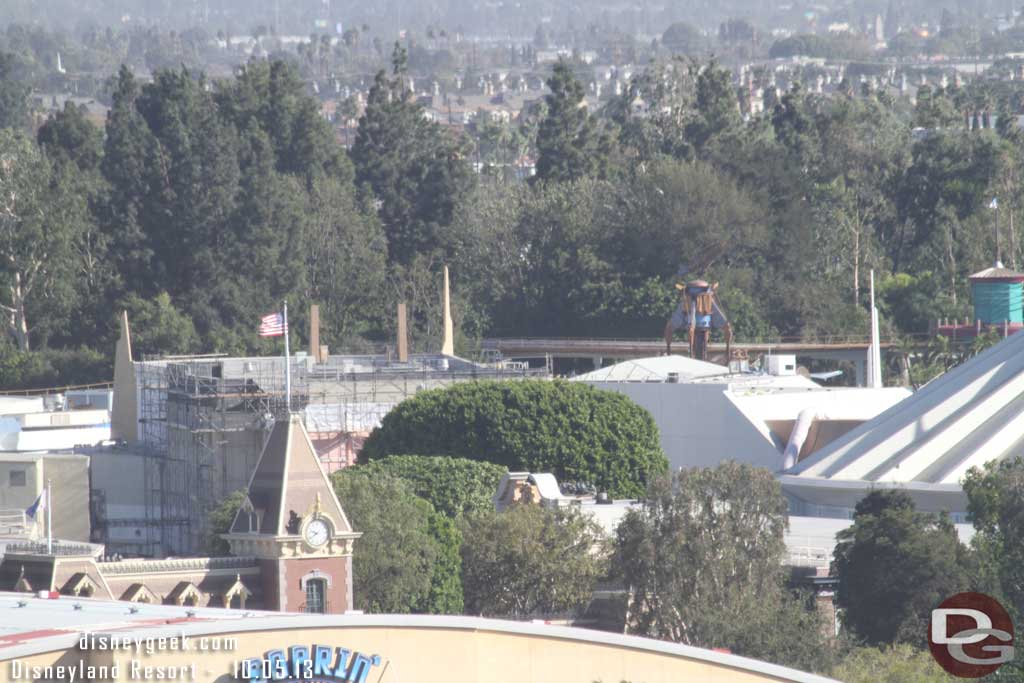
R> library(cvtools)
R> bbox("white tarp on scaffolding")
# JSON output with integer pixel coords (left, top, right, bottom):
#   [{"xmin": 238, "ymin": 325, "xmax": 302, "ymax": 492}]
[{"xmin": 303, "ymin": 402, "xmax": 396, "ymax": 434}]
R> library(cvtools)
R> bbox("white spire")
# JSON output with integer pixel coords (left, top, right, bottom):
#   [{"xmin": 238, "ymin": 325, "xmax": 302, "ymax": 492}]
[{"xmin": 866, "ymin": 270, "xmax": 883, "ymax": 388}]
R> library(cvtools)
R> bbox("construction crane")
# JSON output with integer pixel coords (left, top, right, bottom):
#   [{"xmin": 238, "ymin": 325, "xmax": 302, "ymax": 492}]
[{"xmin": 663, "ymin": 275, "xmax": 732, "ymax": 362}]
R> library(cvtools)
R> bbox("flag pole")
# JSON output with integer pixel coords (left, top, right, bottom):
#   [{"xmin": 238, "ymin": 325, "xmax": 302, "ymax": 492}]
[
  {"xmin": 46, "ymin": 479, "xmax": 52, "ymax": 554},
  {"xmin": 283, "ymin": 301, "xmax": 291, "ymax": 413}
]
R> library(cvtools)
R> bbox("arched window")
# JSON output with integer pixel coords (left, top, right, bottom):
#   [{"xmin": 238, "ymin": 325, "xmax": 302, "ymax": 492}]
[{"xmin": 305, "ymin": 578, "xmax": 327, "ymax": 614}]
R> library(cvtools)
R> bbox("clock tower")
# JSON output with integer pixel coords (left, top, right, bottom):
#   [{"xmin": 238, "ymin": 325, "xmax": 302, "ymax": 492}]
[{"xmin": 224, "ymin": 415, "xmax": 360, "ymax": 614}]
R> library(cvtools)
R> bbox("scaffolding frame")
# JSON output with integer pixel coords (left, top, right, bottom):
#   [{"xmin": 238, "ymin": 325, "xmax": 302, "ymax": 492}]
[{"xmin": 132, "ymin": 354, "xmax": 547, "ymax": 556}]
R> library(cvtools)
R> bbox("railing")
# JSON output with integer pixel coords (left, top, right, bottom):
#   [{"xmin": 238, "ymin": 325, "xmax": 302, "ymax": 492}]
[
  {"xmin": 0, "ymin": 510, "xmax": 29, "ymax": 537},
  {"xmin": 0, "ymin": 381, "xmax": 113, "ymax": 396},
  {"xmin": 483, "ymin": 335, "xmax": 901, "ymax": 348},
  {"xmin": 5, "ymin": 541, "xmax": 97, "ymax": 556},
  {"xmin": 786, "ymin": 545, "xmax": 832, "ymax": 568},
  {"xmin": 298, "ymin": 601, "xmax": 331, "ymax": 614},
  {"xmin": 98, "ymin": 556, "xmax": 257, "ymax": 574}
]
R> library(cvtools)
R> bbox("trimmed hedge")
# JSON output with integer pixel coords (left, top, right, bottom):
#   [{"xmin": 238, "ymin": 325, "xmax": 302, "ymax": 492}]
[
  {"xmin": 356, "ymin": 455, "xmax": 507, "ymax": 518},
  {"xmin": 360, "ymin": 380, "xmax": 668, "ymax": 498}
]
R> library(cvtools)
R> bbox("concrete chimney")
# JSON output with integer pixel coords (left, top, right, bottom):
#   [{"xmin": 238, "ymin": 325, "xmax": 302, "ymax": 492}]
[
  {"xmin": 309, "ymin": 304, "xmax": 321, "ymax": 363},
  {"xmin": 442, "ymin": 265, "xmax": 454, "ymax": 356},
  {"xmin": 397, "ymin": 302, "xmax": 409, "ymax": 362}
]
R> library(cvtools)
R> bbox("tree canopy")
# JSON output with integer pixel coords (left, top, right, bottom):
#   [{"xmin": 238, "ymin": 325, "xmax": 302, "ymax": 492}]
[
  {"xmin": 360, "ymin": 380, "xmax": 668, "ymax": 498},
  {"xmin": 332, "ymin": 468, "xmax": 463, "ymax": 614},
  {"xmin": 611, "ymin": 462, "xmax": 827, "ymax": 672},
  {"xmin": 354, "ymin": 455, "xmax": 507, "ymax": 518},
  {"xmin": 460, "ymin": 505, "xmax": 605, "ymax": 618},
  {"xmin": 833, "ymin": 489, "xmax": 971, "ymax": 647}
]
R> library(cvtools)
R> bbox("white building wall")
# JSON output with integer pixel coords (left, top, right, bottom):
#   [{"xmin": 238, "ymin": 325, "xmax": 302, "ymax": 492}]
[{"xmin": 589, "ymin": 381, "xmax": 910, "ymax": 473}]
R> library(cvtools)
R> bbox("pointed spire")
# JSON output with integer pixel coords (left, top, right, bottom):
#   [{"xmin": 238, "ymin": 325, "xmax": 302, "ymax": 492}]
[
  {"xmin": 866, "ymin": 271, "xmax": 883, "ymax": 388},
  {"xmin": 111, "ymin": 310, "xmax": 138, "ymax": 442},
  {"xmin": 442, "ymin": 265, "xmax": 454, "ymax": 356},
  {"xmin": 229, "ymin": 416, "xmax": 352, "ymax": 537}
]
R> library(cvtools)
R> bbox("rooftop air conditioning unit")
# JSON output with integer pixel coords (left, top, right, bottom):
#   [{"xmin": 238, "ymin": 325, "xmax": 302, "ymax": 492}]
[{"xmin": 767, "ymin": 355, "xmax": 797, "ymax": 376}]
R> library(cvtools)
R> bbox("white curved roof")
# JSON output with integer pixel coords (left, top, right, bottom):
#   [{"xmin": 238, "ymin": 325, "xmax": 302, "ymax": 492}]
[
  {"xmin": 788, "ymin": 330, "xmax": 1024, "ymax": 485},
  {"xmin": 571, "ymin": 355, "xmax": 729, "ymax": 382}
]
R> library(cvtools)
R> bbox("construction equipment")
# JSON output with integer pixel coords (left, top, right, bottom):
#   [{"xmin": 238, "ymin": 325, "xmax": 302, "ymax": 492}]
[{"xmin": 663, "ymin": 276, "xmax": 732, "ymax": 362}]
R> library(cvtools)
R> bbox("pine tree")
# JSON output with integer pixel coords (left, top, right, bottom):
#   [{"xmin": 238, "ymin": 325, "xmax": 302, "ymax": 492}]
[
  {"xmin": 37, "ymin": 102, "xmax": 104, "ymax": 172},
  {"xmin": 534, "ymin": 58, "xmax": 600, "ymax": 183},
  {"xmin": 0, "ymin": 53, "xmax": 29, "ymax": 131},
  {"xmin": 101, "ymin": 66, "xmax": 156, "ymax": 298},
  {"xmin": 351, "ymin": 43, "xmax": 472, "ymax": 264}
]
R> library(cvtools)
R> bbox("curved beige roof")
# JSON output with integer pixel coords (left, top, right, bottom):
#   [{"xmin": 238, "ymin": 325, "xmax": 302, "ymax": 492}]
[{"xmin": 0, "ymin": 592, "xmax": 839, "ymax": 683}]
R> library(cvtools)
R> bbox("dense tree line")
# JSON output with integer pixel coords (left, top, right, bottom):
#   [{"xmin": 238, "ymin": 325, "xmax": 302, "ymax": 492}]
[{"xmin": 0, "ymin": 49, "xmax": 1023, "ymax": 386}]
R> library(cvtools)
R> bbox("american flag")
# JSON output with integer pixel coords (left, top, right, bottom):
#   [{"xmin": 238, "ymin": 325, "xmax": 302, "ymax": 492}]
[{"xmin": 259, "ymin": 312, "xmax": 287, "ymax": 337}]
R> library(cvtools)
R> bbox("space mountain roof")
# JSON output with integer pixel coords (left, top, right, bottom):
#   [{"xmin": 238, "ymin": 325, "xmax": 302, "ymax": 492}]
[{"xmin": 784, "ymin": 328, "xmax": 1024, "ymax": 487}]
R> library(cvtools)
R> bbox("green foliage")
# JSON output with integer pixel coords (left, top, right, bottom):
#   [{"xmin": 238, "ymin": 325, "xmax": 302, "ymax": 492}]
[
  {"xmin": 769, "ymin": 33, "xmax": 872, "ymax": 60},
  {"xmin": 0, "ymin": 50, "xmax": 1020, "ymax": 392},
  {"xmin": 833, "ymin": 490, "xmax": 971, "ymax": 647},
  {"xmin": 0, "ymin": 344, "xmax": 107, "ymax": 390},
  {"xmin": 460, "ymin": 504, "xmax": 605, "ymax": 618},
  {"xmin": 661, "ymin": 23, "xmax": 706, "ymax": 56},
  {"xmin": 877, "ymin": 272, "xmax": 955, "ymax": 335},
  {"xmin": 361, "ymin": 380, "xmax": 668, "ymax": 498},
  {"xmin": 304, "ymin": 174, "xmax": 388, "ymax": 347},
  {"xmin": 203, "ymin": 489, "xmax": 247, "ymax": 556},
  {"xmin": 0, "ymin": 128, "xmax": 91, "ymax": 351},
  {"xmin": 964, "ymin": 457, "xmax": 1024, "ymax": 671},
  {"xmin": 351, "ymin": 44, "xmax": 474, "ymax": 264},
  {"xmin": 831, "ymin": 645, "xmax": 956, "ymax": 683},
  {"xmin": 534, "ymin": 59, "xmax": 606, "ymax": 183},
  {"xmin": 37, "ymin": 102, "xmax": 104, "ymax": 171},
  {"xmin": 611, "ymin": 463, "xmax": 828, "ymax": 672},
  {"xmin": 354, "ymin": 455, "xmax": 506, "ymax": 518},
  {"xmin": 120, "ymin": 293, "xmax": 198, "ymax": 358},
  {"xmin": 0, "ymin": 52, "xmax": 29, "ymax": 130},
  {"xmin": 424, "ymin": 512, "xmax": 464, "ymax": 614},
  {"xmin": 688, "ymin": 60, "xmax": 741, "ymax": 153},
  {"xmin": 332, "ymin": 469, "xmax": 462, "ymax": 614}
]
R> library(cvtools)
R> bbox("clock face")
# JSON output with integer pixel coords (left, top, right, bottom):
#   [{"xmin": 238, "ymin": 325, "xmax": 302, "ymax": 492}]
[{"xmin": 304, "ymin": 518, "xmax": 330, "ymax": 547}]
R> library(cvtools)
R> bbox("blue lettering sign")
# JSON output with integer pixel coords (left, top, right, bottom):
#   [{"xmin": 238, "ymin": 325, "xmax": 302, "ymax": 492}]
[
  {"xmin": 312, "ymin": 645, "xmax": 334, "ymax": 678},
  {"xmin": 234, "ymin": 645, "xmax": 381, "ymax": 683}
]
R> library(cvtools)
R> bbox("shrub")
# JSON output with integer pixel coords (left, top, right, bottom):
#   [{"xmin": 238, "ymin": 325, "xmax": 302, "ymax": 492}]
[
  {"xmin": 360, "ymin": 380, "xmax": 668, "ymax": 498},
  {"xmin": 332, "ymin": 469, "xmax": 462, "ymax": 614},
  {"xmin": 355, "ymin": 455, "xmax": 506, "ymax": 518}
]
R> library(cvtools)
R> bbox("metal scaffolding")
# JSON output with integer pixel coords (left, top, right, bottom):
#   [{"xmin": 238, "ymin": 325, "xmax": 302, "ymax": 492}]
[{"xmin": 131, "ymin": 353, "xmax": 547, "ymax": 555}]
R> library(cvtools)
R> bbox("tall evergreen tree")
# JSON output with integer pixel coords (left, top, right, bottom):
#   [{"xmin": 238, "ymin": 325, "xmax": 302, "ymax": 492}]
[
  {"xmin": 134, "ymin": 68, "xmax": 242, "ymax": 334},
  {"xmin": 0, "ymin": 53, "xmax": 29, "ymax": 131},
  {"xmin": 351, "ymin": 44, "xmax": 472, "ymax": 265},
  {"xmin": 39, "ymin": 101, "xmax": 113, "ymax": 346},
  {"xmin": 534, "ymin": 58, "xmax": 601, "ymax": 183},
  {"xmin": 101, "ymin": 66, "xmax": 156, "ymax": 298},
  {"xmin": 216, "ymin": 60, "xmax": 350, "ymax": 184},
  {"xmin": 37, "ymin": 102, "xmax": 104, "ymax": 172}
]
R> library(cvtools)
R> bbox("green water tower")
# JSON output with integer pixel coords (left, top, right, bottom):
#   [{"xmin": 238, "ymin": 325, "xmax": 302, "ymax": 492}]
[{"xmin": 970, "ymin": 262, "xmax": 1024, "ymax": 324}]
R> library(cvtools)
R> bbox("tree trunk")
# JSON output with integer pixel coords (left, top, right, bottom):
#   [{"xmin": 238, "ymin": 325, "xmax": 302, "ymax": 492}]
[
  {"xmin": 853, "ymin": 228, "xmax": 860, "ymax": 306},
  {"xmin": 1011, "ymin": 207, "xmax": 1016, "ymax": 270},
  {"xmin": 947, "ymin": 223, "xmax": 957, "ymax": 307},
  {"xmin": 7, "ymin": 272, "xmax": 29, "ymax": 351}
]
